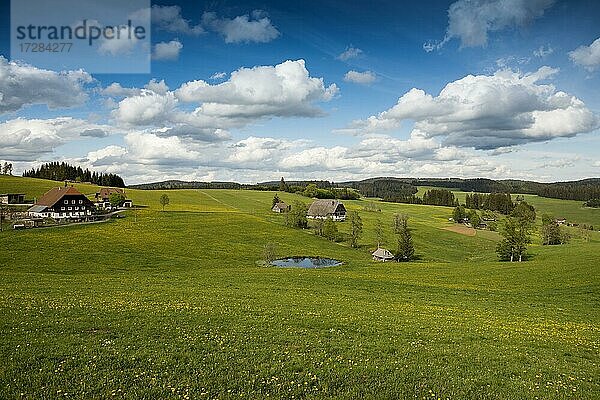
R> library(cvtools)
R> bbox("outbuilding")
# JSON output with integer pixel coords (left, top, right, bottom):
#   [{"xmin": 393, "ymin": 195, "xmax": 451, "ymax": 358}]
[
  {"xmin": 372, "ymin": 248, "xmax": 394, "ymax": 262},
  {"xmin": 272, "ymin": 202, "xmax": 290, "ymax": 213}
]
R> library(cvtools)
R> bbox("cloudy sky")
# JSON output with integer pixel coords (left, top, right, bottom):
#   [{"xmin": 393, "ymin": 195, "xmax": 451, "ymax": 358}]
[{"xmin": 1, "ymin": 0, "xmax": 599, "ymax": 184}]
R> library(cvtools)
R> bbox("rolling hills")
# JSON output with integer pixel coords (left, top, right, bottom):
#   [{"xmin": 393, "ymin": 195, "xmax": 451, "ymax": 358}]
[{"xmin": 0, "ymin": 175, "xmax": 598, "ymax": 399}]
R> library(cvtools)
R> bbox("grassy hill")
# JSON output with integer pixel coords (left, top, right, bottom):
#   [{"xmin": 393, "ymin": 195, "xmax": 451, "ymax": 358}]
[
  {"xmin": 1, "ymin": 176, "xmax": 599, "ymax": 398},
  {"xmin": 416, "ymin": 185, "xmax": 600, "ymax": 227}
]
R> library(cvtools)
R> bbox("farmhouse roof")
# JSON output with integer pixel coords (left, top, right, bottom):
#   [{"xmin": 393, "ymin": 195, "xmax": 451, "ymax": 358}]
[
  {"xmin": 307, "ymin": 199, "xmax": 345, "ymax": 216},
  {"xmin": 273, "ymin": 202, "xmax": 288, "ymax": 210},
  {"xmin": 34, "ymin": 186, "xmax": 86, "ymax": 207},
  {"xmin": 28, "ymin": 205, "xmax": 48, "ymax": 213},
  {"xmin": 98, "ymin": 187, "xmax": 125, "ymax": 199},
  {"xmin": 372, "ymin": 248, "xmax": 394, "ymax": 259}
]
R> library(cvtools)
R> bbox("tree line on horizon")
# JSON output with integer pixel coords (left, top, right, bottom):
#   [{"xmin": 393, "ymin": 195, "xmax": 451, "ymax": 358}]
[
  {"xmin": 13, "ymin": 159, "xmax": 600, "ymax": 203},
  {"xmin": 22, "ymin": 162, "xmax": 125, "ymax": 188}
]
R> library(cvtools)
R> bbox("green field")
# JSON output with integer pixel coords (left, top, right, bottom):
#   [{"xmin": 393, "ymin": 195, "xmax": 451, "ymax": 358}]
[
  {"xmin": 1, "ymin": 176, "xmax": 599, "ymax": 399},
  {"xmin": 416, "ymin": 185, "xmax": 600, "ymax": 227}
]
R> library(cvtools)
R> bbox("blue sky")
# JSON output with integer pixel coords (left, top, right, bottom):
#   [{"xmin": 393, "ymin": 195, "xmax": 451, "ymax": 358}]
[{"xmin": 1, "ymin": 0, "xmax": 599, "ymax": 184}]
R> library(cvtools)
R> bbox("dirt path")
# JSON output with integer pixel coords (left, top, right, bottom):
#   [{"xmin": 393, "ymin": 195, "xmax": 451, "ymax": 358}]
[{"xmin": 442, "ymin": 224, "xmax": 476, "ymax": 236}]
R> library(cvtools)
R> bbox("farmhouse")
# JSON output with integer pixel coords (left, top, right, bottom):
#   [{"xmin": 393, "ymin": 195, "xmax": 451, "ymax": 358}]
[
  {"xmin": 28, "ymin": 186, "xmax": 94, "ymax": 220},
  {"xmin": 307, "ymin": 199, "xmax": 347, "ymax": 221},
  {"xmin": 95, "ymin": 187, "xmax": 133, "ymax": 209},
  {"xmin": 272, "ymin": 202, "xmax": 290, "ymax": 213},
  {"xmin": 372, "ymin": 248, "xmax": 394, "ymax": 262},
  {"xmin": 0, "ymin": 193, "xmax": 25, "ymax": 204}
]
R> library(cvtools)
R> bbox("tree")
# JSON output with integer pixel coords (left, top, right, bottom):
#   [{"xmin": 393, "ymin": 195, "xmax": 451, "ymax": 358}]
[
  {"xmin": 395, "ymin": 217, "xmax": 414, "ymax": 261},
  {"xmin": 263, "ymin": 242, "xmax": 278, "ymax": 263},
  {"xmin": 159, "ymin": 194, "xmax": 170, "ymax": 211},
  {"xmin": 313, "ymin": 217, "xmax": 325, "ymax": 236},
  {"xmin": 585, "ymin": 198, "xmax": 600, "ymax": 208},
  {"xmin": 469, "ymin": 210, "xmax": 481, "ymax": 228},
  {"xmin": 579, "ymin": 225, "xmax": 590, "ymax": 243},
  {"xmin": 285, "ymin": 201, "xmax": 308, "ymax": 228},
  {"xmin": 0, "ymin": 198, "xmax": 4, "ymax": 232},
  {"xmin": 363, "ymin": 201, "xmax": 381, "ymax": 212},
  {"xmin": 511, "ymin": 201, "xmax": 536, "ymax": 225},
  {"xmin": 272, "ymin": 194, "xmax": 281, "ymax": 207},
  {"xmin": 393, "ymin": 213, "xmax": 408, "ymax": 234},
  {"xmin": 348, "ymin": 211, "xmax": 363, "ymax": 248},
  {"xmin": 540, "ymin": 214, "xmax": 566, "ymax": 245},
  {"xmin": 496, "ymin": 217, "xmax": 531, "ymax": 262},
  {"xmin": 2, "ymin": 162, "xmax": 13, "ymax": 175},
  {"xmin": 109, "ymin": 193, "xmax": 126, "ymax": 208},
  {"xmin": 453, "ymin": 206, "xmax": 466, "ymax": 222},
  {"xmin": 279, "ymin": 177, "xmax": 287, "ymax": 192},
  {"xmin": 374, "ymin": 218, "xmax": 385, "ymax": 248},
  {"xmin": 302, "ymin": 183, "xmax": 319, "ymax": 198},
  {"xmin": 322, "ymin": 218, "xmax": 339, "ymax": 241}
]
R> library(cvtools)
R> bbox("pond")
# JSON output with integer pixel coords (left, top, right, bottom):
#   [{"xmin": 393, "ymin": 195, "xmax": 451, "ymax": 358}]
[{"xmin": 270, "ymin": 257, "xmax": 342, "ymax": 269}]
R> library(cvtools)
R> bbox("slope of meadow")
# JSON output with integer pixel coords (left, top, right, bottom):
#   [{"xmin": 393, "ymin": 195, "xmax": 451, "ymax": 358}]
[{"xmin": 0, "ymin": 176, "xmax": 599, "ymax": 399}]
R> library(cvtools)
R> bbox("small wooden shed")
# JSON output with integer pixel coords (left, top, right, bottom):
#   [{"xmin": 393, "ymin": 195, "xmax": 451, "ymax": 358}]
[{"xmin": 372, "ymin": 248, "xmax": 394, "ymax": 262}]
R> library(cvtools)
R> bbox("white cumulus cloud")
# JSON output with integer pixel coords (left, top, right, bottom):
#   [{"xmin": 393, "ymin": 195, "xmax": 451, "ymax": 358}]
[
  {"xmin": 425, "ymin": 0, "xmax": 555, "ymax": 51},
  {"xmin": 344, "ymin": 70, "xmax": 376, "ymax": 84},
  {"xmin": 569, "ymin": 37, "xmax": 600, "ymax": 71},
  {"xmin": 148, "ymin": 5, "xmax": 203, "ymax": 35},
  {"xmin": 174, "ymin": 59, "xmax": 338, "ymax": 118},
  {"xmin": 152, "ymin": 40, "xmax": 183, "ymax": 61},
  {"xmin": 340, "ymin": 66, "xmax": 598, "ymax": 149},
  {"xmin": 0, "ymin": 117, "xmax": 116, "ymax": 161},
  {"xmin": 202, "ymin": 10, "xmax": 279, "ymax": 43},
  {"xmin": 0, "ymin": 57, "xmax": 92, "ymax": 114},
  {"xmin": 113, "ymin": 91, "xmax": 178, "ymax": 126}
]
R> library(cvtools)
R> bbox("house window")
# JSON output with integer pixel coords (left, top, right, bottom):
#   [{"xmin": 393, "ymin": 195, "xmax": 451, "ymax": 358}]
[
  {"xmin": 64, "ymin": 200, "xmax": 68, "ymax": 204},
  {"xmin": 72, "ymin": 200, "xmax": 75, "ymax": 204},
  {"xmin": 79, "ymin": 200, "xmax": 83, "ymax": 204},
  {"xmin": 61, "ymin": 207, "xmax": 65, "ymax": 210},
  {"xmin": 74, "ymin": 206, "xmax": 78, "ymax": 210},
  {"xmin": 68, "ymin": 207, "xmax": 72, "ymax": 210}
]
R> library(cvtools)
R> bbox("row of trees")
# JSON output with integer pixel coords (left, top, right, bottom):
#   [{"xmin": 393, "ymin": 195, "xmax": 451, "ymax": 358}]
[
  {"xmin": 23, "ymin": 162, "xmax": 125, "ymax": 187},
  {"xmin": 465, "ymin": 192, "xmax": 514, "ymax": 214},
  {"xmin": 538, "ymin": 181, "xmax": 600, "ymax": 201},
  {"xmin": 584, "ymin": 198, "xmax": 600, "ymax": 208},
  {"xmin": 345, "ymin": 178, "xmax": 418, "ymax": 199},
  {"xmin": 383, "ymin": 189, "xmax": 457, "ymax": 207},
  {"xmin": 275, "ymin": 179, "xmax": 360, "ymax": 200},
  {"xmin": 422, "ymin": 189, "xmax": 458, "ymax": 207},
  {"xmin": 301, "ymin": 183, "xmax": 360, "ymax": 200}
]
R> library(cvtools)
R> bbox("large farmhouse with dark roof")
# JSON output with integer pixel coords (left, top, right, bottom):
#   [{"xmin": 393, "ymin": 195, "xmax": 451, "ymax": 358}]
[
  {"xmin": 307, "ymin": 199, "xmax": 347, "ymax": 221},
  {"xmin": 28, "ymin": 186, "xmax": 94, "ymax": 220}
]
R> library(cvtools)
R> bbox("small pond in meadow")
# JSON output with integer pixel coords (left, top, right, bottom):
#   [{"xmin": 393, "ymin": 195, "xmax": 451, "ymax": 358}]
[{"xmin": 270, "ymin": 257, "xmax": 342, "ymax": 268}]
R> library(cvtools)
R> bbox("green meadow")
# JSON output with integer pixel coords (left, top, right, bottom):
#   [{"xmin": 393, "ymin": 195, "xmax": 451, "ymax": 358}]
[{"xmin": 0, "ymin": 175, "xmax": 599, "ymax": 399}]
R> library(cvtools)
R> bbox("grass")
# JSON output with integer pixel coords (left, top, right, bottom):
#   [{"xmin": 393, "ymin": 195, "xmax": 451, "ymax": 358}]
[
  {"xmin": 417, "ymin": 185, "xmax": 600, "ymax": 227},
  {"xmin": 0, "ymin": 175, "xmax": 599, "ymax": 399}
]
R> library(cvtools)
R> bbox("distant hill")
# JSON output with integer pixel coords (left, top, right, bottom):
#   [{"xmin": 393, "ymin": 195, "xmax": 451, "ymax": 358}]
[
  {"xmin": 131, "ymin": 176, "xmax": 600, "ymax": 202},
  {"xmin": 129, "ymin": 180, "xmax": 242, "ymax": 190}
]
